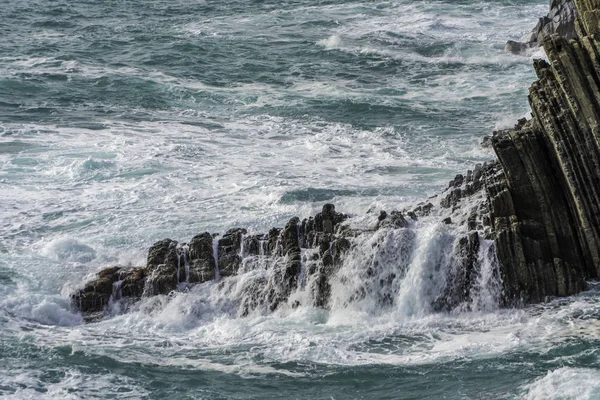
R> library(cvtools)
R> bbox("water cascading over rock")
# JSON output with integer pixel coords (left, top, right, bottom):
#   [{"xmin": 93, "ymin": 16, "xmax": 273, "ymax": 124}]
[
  {"xmin": 72, "ymin": 199, "xmax": 502, "ymax": 321},
  {"xmin": 72, "ymin": 0, "xmax": 600, "ymax": 321}
]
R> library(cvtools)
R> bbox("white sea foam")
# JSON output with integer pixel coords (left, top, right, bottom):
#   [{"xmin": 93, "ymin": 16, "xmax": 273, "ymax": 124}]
[
  {"xmin": 1, "ymin": 114, "xmax": 492, "ymax": 265},
  {"xmin": 0, "ymin": 287, "xmax": 82, "ymax": 327},
  {"xmin": 317, "ymin": 34, "xmax": 342, "ymax": 50},
  {"xmin": 523, "ymin": 368, "xmax": 600, "ymax": 400},
  {"xmin": 1, "ymin": 367, "xmax": 149, "ymax": 399},
  {"xmin": 0, "ymin": 56, "xmax": 140, "ymax": 80},
  {"xmin": 40, "ymin": 238, "xmax": 97, "ymax": 263},
  {"xmin": 32, "ymin": 289, "xmax": 592, "ymax": 370}
]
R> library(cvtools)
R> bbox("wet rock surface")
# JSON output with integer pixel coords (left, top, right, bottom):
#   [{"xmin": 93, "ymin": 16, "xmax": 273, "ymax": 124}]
[
  {"xmin": 144, "ymin": 238, "xmax": 179, "ymax": 296},
  {"xmin": 72, "ymin": 204, "xmax": 358, "ymax": 317},
  {"xmin": 188, "ymin": 233, "xmax": 217, "ymax": 283},
  {"xmin": 72, "ymin": 266, "xmax": 146, "ymax": 317},
  {"xmin": 505, "ymin": 0, "xmax": 578, "ymax": 54},
  {"xmin": 491, "ymin": 1, "xmax": 600, "ymax": 303},
  {"xmin": 216, "ymin": 228, "xmax": 246, "ymax": 277}
]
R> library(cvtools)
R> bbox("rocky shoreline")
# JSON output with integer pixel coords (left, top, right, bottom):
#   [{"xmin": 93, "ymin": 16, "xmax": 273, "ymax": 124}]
[
  {"xmin": 505, "ymin": 0, "xmax": 578, "ymax": 54},
  {"xmin": 72, "ymin": 0, "xmax": 600, "ymax": 320}
]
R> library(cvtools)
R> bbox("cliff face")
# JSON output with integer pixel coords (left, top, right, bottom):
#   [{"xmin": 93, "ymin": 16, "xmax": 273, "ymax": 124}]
[
  {"xmin": 71, "ymin": 1, "xmax": 600, "ymax": 319},
  {"xmin": 489, "ymin": 0, "xmax": 600, "ymax": 303},
  {"xmin": 505, "ymin": 0, "xmax": 578, "ymax": 54}
]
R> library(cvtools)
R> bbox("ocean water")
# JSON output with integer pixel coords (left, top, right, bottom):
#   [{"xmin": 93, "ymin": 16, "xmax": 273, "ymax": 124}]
[{"xmin": 2, "ymin": 0, "xmax": 600, "ymax": 398}]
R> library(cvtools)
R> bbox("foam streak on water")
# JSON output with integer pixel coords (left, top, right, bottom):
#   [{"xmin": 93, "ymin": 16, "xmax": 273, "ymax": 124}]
[{"xmin": 2, "ymin": 0, "xmax": 599, "ymax": 398}]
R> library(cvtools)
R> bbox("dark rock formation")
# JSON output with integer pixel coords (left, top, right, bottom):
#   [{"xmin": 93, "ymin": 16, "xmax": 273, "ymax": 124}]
[
  {"xmin": 72, "ymin": 266, "xmax": 121, "ymax": 314},
  {"xmin": 188, "ymin": 233, "xmax": 217, "ymax": 282},
  {"xmin": 72, "ymin": 204, "xmax": 355, "ymax": 317},
  {"xmin": 431, "ymin": 0, "xmax": 600, "ymax": 304},
  {"xmin": 73, "ymin": 235, "xmax": 218, "ymax": 315},
  {"xmin": 120, "ymin": 267, "xmax": 146, "ymax": 299},
  {"xmin": 506, "ymin": 0, "xmax": 578, "ymax": 54},
  {"xmin": 72, "ymin": 266, "xmax": 146, "ymax": 316},
  {"xmin": 216, "ymin": 228, "xmax": 246, "ymax": 277},
  {"xmin": 377, "ymin": 210, "xmax": 408, "ymax": 230},
  {"xmin": 144, "ymin": 238, "xmax": 179, "ymax": 296},
  {"xmin": 488, "ymin": 1, "xmax": 600, "ymax": 303}
]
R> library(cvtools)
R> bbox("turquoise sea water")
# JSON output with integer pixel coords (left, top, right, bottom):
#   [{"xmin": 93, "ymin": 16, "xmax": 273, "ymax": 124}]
[{"xmin": 2, "ymin": 0, "xmax": 600, "ymax": 398}]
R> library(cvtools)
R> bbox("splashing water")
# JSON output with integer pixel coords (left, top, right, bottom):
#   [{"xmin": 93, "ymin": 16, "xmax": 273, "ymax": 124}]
[{"xmin": 213, "ymin": 236, "xmax": 220, "ymax": 282}]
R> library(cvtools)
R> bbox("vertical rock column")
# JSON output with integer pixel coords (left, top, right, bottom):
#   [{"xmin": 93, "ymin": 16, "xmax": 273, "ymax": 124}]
[
  {"xmin": 188, "ymin": 233, "xmax": 217, "ymax": 283},
  {"xmin": 144, "ymin": 239, "xmax": 179, "ymax": 296},
  {"xmin": 489, "ymin": 0, "xmax": 600, "ymax": 303}
]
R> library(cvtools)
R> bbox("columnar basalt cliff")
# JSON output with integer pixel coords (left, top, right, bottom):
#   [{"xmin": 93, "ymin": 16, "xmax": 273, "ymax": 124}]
[
  {"xmin": 490, "ymin": 0, "xmax": 600, "ymax": 303},
  {"xmin": 72, "ymin": 0, "xmax": 600, "ymax": 320}
]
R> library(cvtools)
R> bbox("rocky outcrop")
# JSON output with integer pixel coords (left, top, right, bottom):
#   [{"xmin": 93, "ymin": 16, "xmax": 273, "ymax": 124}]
[
  {"xmin": 490, "ymin": 125, "xmax": 588, "ymax": 303},
  {"xmin": 144, "ymin": 238, "xmax": 179, "ymax": 296},
  {"xmin": 72, "ymin": 266, "xmax": 146, "ymax": 317},
  {"xmin": 488, "ymin": 0, "xmax": 600, "ymax": 303},
  {"xmin": 506, "ymin": 0, "xmax": 578, "ymax": 54},
  {"xmin": 72, "ymin": 196, "xmax": 502, "ymax": 319},
  {"xmin": 421, "ymin": 0, "xmax": 600, "ymax": 305},
  {"xmin": 72, "ymin": 235, "xmax": 218, "ymax": 315},
  {"xmin": 216, "ymin": 229, "xmax": 245, "ymax": 277},
  {"xmin": 188, "ymin": 233, "xmax": 217, "ymax": 282},
  {"xmin": 72, "ymin": 204, "xmax": 355, "ymax": 316},
  {"xmin": 72, "ymin": 0, "xmax": 600, "ymax": 319}
]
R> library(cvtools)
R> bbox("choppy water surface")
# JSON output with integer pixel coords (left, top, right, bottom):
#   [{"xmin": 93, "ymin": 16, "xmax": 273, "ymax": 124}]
[{"xmin": 2, "ymin": 0, "xmax": 600, "ymax": 398}]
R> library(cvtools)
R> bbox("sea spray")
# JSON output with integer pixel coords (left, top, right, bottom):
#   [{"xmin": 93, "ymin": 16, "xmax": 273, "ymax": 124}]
[
  {"xmin": 470, "ymin": 237, "xmax": 502, "ymax": 311},
  {"xmin": 183, "ymin": 245, "xmax": 190, "ymax": 284},
  {"xmin": 394, "ymin": 223, "xmax": 454, "ymax": 318},
  {"xmin": 111, "ymin": 280, "xmax": 123, "ymax": 301},
  {"xmin": 176, "ymin": 243, "xmax": 191, "ymax": 285},
  {"xmin": 155, "ymin": 211, "xmax": 503, "ymax": 320}
]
